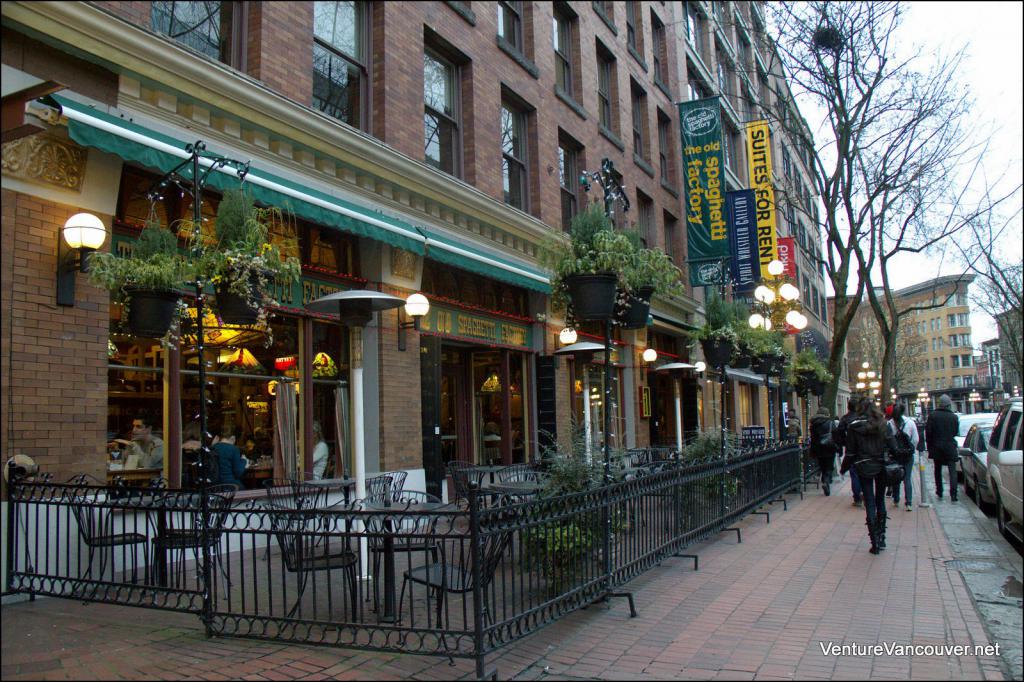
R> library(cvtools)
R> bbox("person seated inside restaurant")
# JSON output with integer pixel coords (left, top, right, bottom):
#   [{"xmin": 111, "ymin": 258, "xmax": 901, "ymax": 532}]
[
  {"xmin": 212, "ymin": 426, "xmax": 247, "ymax": 488},
  {"xmin": 109, "ymin": 416, "xmax": 164, "ymax": 469},
  {"xmin": 311, "ymin": 421, "xmax": 330, "ymax": 480}
]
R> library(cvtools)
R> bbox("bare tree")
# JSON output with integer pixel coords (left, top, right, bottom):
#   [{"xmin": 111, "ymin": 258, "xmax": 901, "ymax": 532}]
[{"xmin": 846, "ymin": 299, "xmax": 927, "ymax": 395}]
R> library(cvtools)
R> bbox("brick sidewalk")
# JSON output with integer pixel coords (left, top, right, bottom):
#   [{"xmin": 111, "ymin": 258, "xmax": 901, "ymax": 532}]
[{"xmin": 1, "ymin": 477, "xmax": 1009, "ymax": 681}]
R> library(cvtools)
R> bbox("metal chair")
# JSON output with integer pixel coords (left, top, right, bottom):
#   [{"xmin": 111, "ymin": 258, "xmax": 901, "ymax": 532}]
[
  {"xmin": 497, "ymin": 463, "xmax": 540, "ymax": 484},
  {"xmin": 446, "ymin": 461, "xmax": 484, "ymax": 504},
  {"xmin": 263, "ymin": 478, "xmax": 327, "ymax": 511},
  {"xmin": 270, "ymin": 509, "xmax": 359, "ymax": 620},
  {"xmin": 388, "ymin": 471, "xmax": 408, "ymax": 501},
  {"xmin": 151, "ymin": 489, "xmax": 234, "ymax": 593},
  {"xmin": 63, "ymin": 480, "xmax": 150, "ymax": 590},
  {"xmin": 364, "ymin": 474, "xmax": 393, "ymax": 505}
]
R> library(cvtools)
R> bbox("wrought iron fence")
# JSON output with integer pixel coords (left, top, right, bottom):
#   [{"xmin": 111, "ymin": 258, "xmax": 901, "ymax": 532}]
[{"xmin": 6, "ymin": 443, "xmax": 802, "ymax": 680}]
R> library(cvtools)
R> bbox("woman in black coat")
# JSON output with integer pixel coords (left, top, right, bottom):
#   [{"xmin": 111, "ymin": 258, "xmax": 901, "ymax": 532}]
[
  {"xmin": 846, "ymin": 400, "xmax": 898, "ymax": 554},
  {"xmin": 808, "ymin": 407, "xmax": 838, "ymax": 495}
]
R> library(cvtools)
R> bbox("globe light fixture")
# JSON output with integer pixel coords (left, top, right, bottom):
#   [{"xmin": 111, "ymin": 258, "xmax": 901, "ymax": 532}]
[
  {"xmin": 746, "ymin": 258, "xmax": 806, "ymax": 334},
  {"xmin": 779, "ymin": 282, "xmax": 800, "ymax": 301},
  {"xmin": 57, "ymin": 212, "xmax": 109, "ymax": 306},
  {"xmin": 767, "ymin": 259, "xmax": 785, "ymax": 276},
  {"xmin": 791, "ymin": 312, "xmax": 808, "ymax": 330},
  {"xmin": 397, "ymin": 292, "xmax": 430, "ymax": 351},
  {"xmin": 748, "ymin": 313, "xmax": 765, "ymax": 329},
  {"xmin": 642, "ymin": 347, "xmax": 658, "ymax": 363},
  {"xmin": 754, "ymin": 285, "xmax": 775, "ymax": 304},
  {"xmin": 785, "ymin": 310, "xmax": 803, "ymax": 327},
  {"xmin": 559, "ymin": 327, "xmax": 578, "ymax": 345},
  {"xmin": 694, "ymin": 361, "xmax": 707, "ymax": 373}
]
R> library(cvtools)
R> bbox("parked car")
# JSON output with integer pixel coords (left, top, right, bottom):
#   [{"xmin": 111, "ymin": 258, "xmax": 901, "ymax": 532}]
[
  {"xmin": 959, "ymin": 424, "xmax": 996, "ymax": 512},
  {"xmin": 986, "ymin": 399, "xmax": 1023, "ymax": 543},
  {"xmin": 954, "ymin": 412, "xmax": 998, "ymax": 483}
]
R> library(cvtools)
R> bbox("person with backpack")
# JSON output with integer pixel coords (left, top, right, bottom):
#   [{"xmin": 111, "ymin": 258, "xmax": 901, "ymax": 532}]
[
  {"xmin": 926, "ymin": 394, "xmax": 960, "ymax": 501},
  {"xmin": 846, "ymin": 399, "xmax": 900, "ymax": 554},
  {"xmin": 887, "ymin": 403, "xmax": 919, "ymax": 510},
  {"xmin": 809, "ymin": 407, "xmax": 839, "ymax": 495},
  {"xmin": 834, "ymin": 396, "xmax": 864, "ymax": 506}
]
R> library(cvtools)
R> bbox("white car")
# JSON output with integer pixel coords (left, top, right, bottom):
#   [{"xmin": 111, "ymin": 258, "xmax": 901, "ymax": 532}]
[
  {"xmin": 986, "ymin": 398, "xmax": 1023, "ymax": 543},
  {"xmin": 959, "ymin": 424, "xmax": 996, "ymax": 512},
  {"xmin": 954, "ymin": 412, "xmax": 998, "ymax": 483}
]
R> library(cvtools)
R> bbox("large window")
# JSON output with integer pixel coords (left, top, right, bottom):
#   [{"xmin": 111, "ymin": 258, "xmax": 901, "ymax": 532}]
[
  {"xmin": 152, "ymin": 1, "xmax": 243, "ymax": 66},
  {"xmin": 651, "ymin": 11, "xmax": 667, "ymax": 85},
  {"xmin": 424, "ymin": 50, "xmax": 459, "ymax": 176},
  {"xmin": 313, "ymin": 1, "xmax": 367, "ymax": 129},
  {"xmin": 553, "ymin": 8, "xmax": 575, "ymax": 96},
  {"xmin": 558, "ymin": 135, "xmax": 581, "ymax": 232},
  {"xmin": 686, "ymin": 3, "xmax": 706, "ymax": 57},
  {"xmin": 663, "ymin": 211, "xmax": 678, "ymax": 262},
  {"xmin": 657, "ymin": 109, "xmax": 674, "ymax": 185},
  {"xmin": 107, "ymin": 335, "xmax": 167, "ymax": 483},
  {"xmin": 501, "ymin": 100, "xmax": 528, "ymax": 210},
  {"xmin": 497, "ymin": 1, "xmax": 523, "ymax": 51},
  {"xmin": 625, "ymin": 1, "xmax": 642, "ymax": 56},
  {"xmin": 636, "ymin": 192, "xmax": 654, "ymax": 248},
  {"xmin": 597, "ymin": 45, "xmax": 617, "ymax": 132}
]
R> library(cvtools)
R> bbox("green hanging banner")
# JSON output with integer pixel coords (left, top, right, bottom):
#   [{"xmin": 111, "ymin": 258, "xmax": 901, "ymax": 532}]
[{"xmin": 679, "ymin": 97, "xmax": 730, "ymax": 286}]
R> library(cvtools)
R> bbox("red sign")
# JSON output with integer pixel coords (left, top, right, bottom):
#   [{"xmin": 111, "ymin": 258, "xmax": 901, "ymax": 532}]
[{"xmin": 777, "ymin": 237, "xmax": 797, "ymax": 278}]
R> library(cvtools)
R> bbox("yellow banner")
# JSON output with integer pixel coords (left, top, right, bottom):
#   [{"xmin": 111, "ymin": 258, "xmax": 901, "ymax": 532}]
[{"xmin": 745, "ymin": 120, "xmax": 778, "ymax": 278}]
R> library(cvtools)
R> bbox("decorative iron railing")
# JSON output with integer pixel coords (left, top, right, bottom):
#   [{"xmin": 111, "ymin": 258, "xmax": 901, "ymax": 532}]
[{"xmin": 6, "ymin": 443, "xmax": 803, "ymax": 680}]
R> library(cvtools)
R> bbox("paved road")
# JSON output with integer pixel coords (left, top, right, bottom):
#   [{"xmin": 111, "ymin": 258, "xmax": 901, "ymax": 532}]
[{"xmin": 1, "ymin": 476, "xmax": 1013, "ymax": 680}]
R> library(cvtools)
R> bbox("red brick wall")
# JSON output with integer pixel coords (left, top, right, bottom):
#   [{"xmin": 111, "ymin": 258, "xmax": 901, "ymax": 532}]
[
  {"xmin": 0, "ymin": 190, "xmax": 109, "ymax": 483},
  {"xmin": 375, "ymin": 289, "xmax": 422, "ymax": 473},
  {"xmin": 249, "ymin": 1, "xmax": 314, "ymax": 106},
  {"xmin": 90, "ymin": 1, "xmax": 151, "ymax": 27}
]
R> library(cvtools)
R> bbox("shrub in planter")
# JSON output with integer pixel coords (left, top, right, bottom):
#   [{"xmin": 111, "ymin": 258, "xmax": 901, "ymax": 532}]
[
  {"xmin": 691, "ymin": 290, "xmax": 746, "ymax": 368},
  {"xmin": 616, "ymin": 242, "xmax": 685, "ymax": 329},
  {"xmin": 195, "ymin": 188, "xmax": 300, "ymax": 325},
  {"xmin": 543, "ymin": 203, "xmax": 635, "ymax": 322},
  {"xmin": 785, "ymin": 349, "xmax": 833, "ymax": 393},
  {"xmin": 89, "ymin": 222, "xmax": 189, "ymax": 341},
  {"xmin": 746, "ymin": 328, "xmax": 788, "ymax": 375}
]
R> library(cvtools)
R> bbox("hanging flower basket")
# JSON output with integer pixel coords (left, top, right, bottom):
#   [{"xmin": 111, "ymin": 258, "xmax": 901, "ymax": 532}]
[
  {"xmin": 752, "ymin": 353, "xmax": 780, "ymax": 376},
  {"xmin": 730, "ymin": 341, "xmax": 752, "ymax": 369},
  {"xmin": 124, "ymin": 288, "xmax": 182, "ymax": 339},
  {"xmin": 701, "ymin": 337, "xmax": 735, "ymax": 369},
  {"xmin": 615, "ymin": 286, "xmax": 655, "ymax": 329},
  {"xmin": 216, "ymin": 270, "xmax": 264, "ymax": 325},
  {"xmin": 565, "ymin": 272, "xmax": 618, "ymax": 321}
]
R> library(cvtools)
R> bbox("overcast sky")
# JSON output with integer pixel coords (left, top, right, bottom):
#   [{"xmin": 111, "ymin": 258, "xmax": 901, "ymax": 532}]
[{"xmin": 795, "ymin": 1, "xmax": 1023, "ymax": 345}]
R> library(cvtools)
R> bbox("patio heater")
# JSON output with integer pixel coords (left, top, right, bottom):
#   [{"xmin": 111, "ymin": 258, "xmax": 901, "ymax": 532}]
[{"xmin": 555, "ymin": 340, "xmax": 605, "ymax": 463}]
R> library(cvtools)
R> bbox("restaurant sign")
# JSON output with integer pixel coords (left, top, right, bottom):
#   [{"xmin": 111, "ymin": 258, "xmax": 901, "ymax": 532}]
[
  {"xmin": 679, "ymin": 97, "xmax": 729, "ymax": 286},
  {"xmin": 419, "ymin": 304, "xmax": 533, "ymax": 350}
]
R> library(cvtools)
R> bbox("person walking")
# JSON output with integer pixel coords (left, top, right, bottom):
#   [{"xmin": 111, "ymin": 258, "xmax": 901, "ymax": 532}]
[
  {"xmin": 786, "ymin": 408, "xmax": 802, "ymax": 440},
  {"xmin": 888, "ymin": 403, "xmax": 919, "ymax": 510},
  {"xmin": 809, "ymin": 407, "xmax": 839, "ymax": 495},
  {"xmin": 834, "ymin": 397, "xmax": 863, "ymax": 506},
  {"xmin": 926, "ymin": 394, "xmax": 960, "ymax": 501},
  {"xmin": 846, "ymin": 399, "xmax": 898, "ymax": 554}
]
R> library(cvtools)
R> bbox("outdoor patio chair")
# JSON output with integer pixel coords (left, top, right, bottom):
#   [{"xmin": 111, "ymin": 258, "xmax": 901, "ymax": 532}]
[
  {"xmin": 399, "ymin": 523, "xmax": 513, "ymax": 628},
  {"xmin": 364, "ymin": 473, "xmax": 393, "ymax": 505},
  {"xmin": 388, "ymin": 471, "xmax": 408, "ymax": 500},
  {"xmin": 263, "ymin": 478, "xmax": 327, "ymax": 511},
  {"xmin": 446, "ymin": 461, "xmax": 484, "ymax": 504},
  {"xmin": 64, "ymin": 480, "xmax": 150, "ymax": 590},
  {"xmin": 270, "ymin": 509, "xmax": 358, "ymax": 620},
  {"xmin": 497, "ymin": 463, "xmax": 541, "ymax": 484},
  {"xmin": 151, "ymin": 486, "xmax": 235, "ymax": 593}
]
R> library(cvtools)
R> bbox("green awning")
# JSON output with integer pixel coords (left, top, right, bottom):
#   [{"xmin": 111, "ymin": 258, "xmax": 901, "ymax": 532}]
[
  {"xmin": 54, "ymin": 95, "xmax": 425, "ymax": 255},
  {"xmin": 419, "ymin": 228, "xmax": 551, "ymax": 294}
]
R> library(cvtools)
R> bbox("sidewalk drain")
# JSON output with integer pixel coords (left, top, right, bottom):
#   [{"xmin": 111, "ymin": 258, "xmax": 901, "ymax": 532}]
[{"xmin": 944, "ymin": 559, "xmax": 1000, "ymax": 571}]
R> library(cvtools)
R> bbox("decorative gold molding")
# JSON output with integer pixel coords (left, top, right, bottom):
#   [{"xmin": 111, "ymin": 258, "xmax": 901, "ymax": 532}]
[
  {"xmin": 390, "ymin": 248, "xmax": 418, "ymax": 280},
  {"xmin": 2, "ymin": 133, "xmax": 88, "ymax": 191}
]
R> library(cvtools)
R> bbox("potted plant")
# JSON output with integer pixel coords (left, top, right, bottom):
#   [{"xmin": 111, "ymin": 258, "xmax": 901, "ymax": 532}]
[
  {"xmin": 786, "ymin": 349, "xmax": 833, "ymax": 395},
  {"xmin": 747, "ymin": 328, "xmax": 788, "ymax": 375},
  {"xmin": 616, "ymin": 236, "xmax": 685, "ymax": 329},
  {"xmin": 692, "ymin": 291, "xmax": 744, "ymax": 368},
  {"xmin": 544, "ymin": 202, "xmax": 634, "ymax": 322},
  {"xmin": 196, "ymin": 187, "xmax": 300, "ymax": 325},
  {"xmin": 90, "ymin": 222, "xmax": 189, "ymax": 340}
]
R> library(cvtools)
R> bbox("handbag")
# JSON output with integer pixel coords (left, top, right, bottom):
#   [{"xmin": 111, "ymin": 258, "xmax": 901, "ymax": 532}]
[
  {"xmin": 884, "ymin": 459, "xmax": 905, "ymax": 486},
  {"xmin": 853, "ymin": 457, "xmax": 883, "ymax": 479}
]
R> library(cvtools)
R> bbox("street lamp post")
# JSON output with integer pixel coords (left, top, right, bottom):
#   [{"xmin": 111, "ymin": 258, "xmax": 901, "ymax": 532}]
[
  {"xmin": 747, "ymin": 260, "xmax": 808, "ymax": 333},
  {"xmin": 855, "ymin": 361, "xmax": 881, "ymax": 403}
]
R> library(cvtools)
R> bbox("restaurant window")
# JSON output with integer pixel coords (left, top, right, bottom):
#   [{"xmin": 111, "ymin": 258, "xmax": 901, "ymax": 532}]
[
  {"xmin": 501, "ymin": 98, "xmax": 529, "ymax": 211},
  {"xmin": 630, "ymin": 79, "xmax": 648, "ymax": 161},
  {"xmin": 739, "ymin": 383, "xmax": 758, "ymax": 429},
  {"xmin": 311, "ymin": 320, "xmax": 351, "ymax": 479},
  {"xmin": 313, "ymin": 0, "xmax": 368, "ymax": 130},
  {"xmin": 597, "ymin": 44, "xmax": 617, "ymax": 133},
  {"xmin": 553, "ymin": 6, "xmax": 576, "ymax": 98},
  {"xmin": 657, "ymin": 109, "xmax": 673, "ymax": 185},
  {"xmin": 497, "ymin": 1, "xmax": 523, "ymax": 51},
  {"xmin": 180, "ymin": 314, "xmax": 300, "ymax": 489},
  {"xmin": 570, "ymin": 357, "xmax": 624, "ymax": 452},
  {"xmin": 651, "ymin": 11, "xmax": 667, "ymax": 85},
  {"xmin": 301, "ymin": 221, "xmax": 359, "ymax": 277},
  {"xmin": 424, "ymin": 49, "xmax": 460, "ymax": 176},
  {"xmin": 558, "ymin": 133, "xmax": 581, "ymax": 232},
  {"xmin": 107, "ymin": 330, "xmax": 167, "ymax": 485},
  {"xmin": 151, "ymin": 1, "xmax": 244, "ymax": 67}
]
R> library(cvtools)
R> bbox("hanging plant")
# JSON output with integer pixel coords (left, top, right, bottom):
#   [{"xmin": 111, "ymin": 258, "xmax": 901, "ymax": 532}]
[{"xmin": 785, "ymin": 348, "xmax": 833, "ymax": 393}]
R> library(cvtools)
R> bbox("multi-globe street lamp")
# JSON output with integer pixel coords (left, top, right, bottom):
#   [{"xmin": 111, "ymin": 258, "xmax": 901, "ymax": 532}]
[
  {"xmin": 855, "ymin": 361, "xmax": 881, "ymax": 402},
  {"xmin": 917, "ymin": 388, "xmax": 931, "ymax": 419},
  {"xmin": 747, "ymin": 259, "xmax": 808, "ymax": 332}
]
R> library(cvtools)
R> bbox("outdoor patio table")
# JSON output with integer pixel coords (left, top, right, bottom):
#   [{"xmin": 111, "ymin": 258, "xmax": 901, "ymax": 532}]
[
  {"xmin": 474, "ymin": 465, "xmax": 507, "ymax": 486},
  {"xmin": 306, "ymin": 477, "xmax": 358, "ymax": 504},
  {"xmin": 361, "ymin": 500, "xmax": 450, "ymax": 623},
  {"xmin": 109, "ymin": 492, "xmax": 167, "ymax": 584},
  {"xmin": 488, "ymin": 480, "xmax": 545, "ymax": 497}
]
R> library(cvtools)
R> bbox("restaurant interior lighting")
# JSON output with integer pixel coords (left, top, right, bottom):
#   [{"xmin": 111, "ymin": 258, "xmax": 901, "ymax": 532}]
[
  {"xmin": 480, "ymin": 371, "xmax": 501, "ymax": 393},
  {"xmin": 57, "ymin": 212, "xmax": 108, "ymax": 306},
  {"xmin": 398, "ymin": 292, "xmax": 430, "ymax": 351}
]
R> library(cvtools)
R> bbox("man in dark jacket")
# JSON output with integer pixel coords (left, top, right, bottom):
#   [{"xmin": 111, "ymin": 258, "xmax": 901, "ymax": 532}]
[
  {"xmin": 834, "ymin": 397, "xmax": 863, "ymax": 506},
  {"xmin": 926, "ymin": 394, "xmax": 960, "ymax": 501},
  {"xmin": 809, "ymin": 408, "xmax": 839, "ymax": 495}
]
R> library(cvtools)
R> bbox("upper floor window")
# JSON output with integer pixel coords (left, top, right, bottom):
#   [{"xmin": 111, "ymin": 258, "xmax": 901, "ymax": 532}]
[
  {"xmin": 558, "ymin": 135, "xmax": 581, "ymax": 232},
  {"xmin": 630, "ymin": 80, "xmax": 648, "ymax": 161},
  {"xmin": 553, "ymin": 8, "xmax": 575, "ymax": 96},
  {"xmin": 501, "ymin": 100, "xmax": 529, "ymax": 210},
  {"xmin": 597, "ymin": 45, "xmax": 617, "ymax": 132},
  {"xmin": 152, "ymin": 1, "xmax": 243, "ymax": 66},
  {"xmin": 686, "ymin": 3, "xmax": 705, "ymax": 57},
  {"xmin": 651, "ymin": 12, "xmax": 667, "ymax": 85},
  {"xmin": 688, "ymin": 77, "xmax": 711, "ymax": 102},
  {"xmin": 657, "ymin": 110, "xmax": 673, "ymax": 185},
  {"xmin": 663, "ymin": 211, "xmax": 678, "ymax": 262},
  {"xmin": 636, "ymin": 192, "xmax": 654, "ymax": 248},
  {"xmin": 498, "ymin": 1, "xmax": 523, "ymax": 51},
  {"xmin": 313, "ymin": 1, "xmax": 368, "ymax": 129},
  {"xmin": 723, "ymin": 122, "xmax": 739, "ymax": 174},
  {"xmin": 424, "ymin": 50, "xmax": 459, "ymax": 176},
  {"xmin": 625, "ymin": 2, "xmax": 642, "ymax": 55}
]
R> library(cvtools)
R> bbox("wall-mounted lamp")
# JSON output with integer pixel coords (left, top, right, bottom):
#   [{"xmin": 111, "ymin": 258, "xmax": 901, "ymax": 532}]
[
  {"xmin": 694, "ymin": 361, "xmax": 707, "ymax": 373},
  {"xmin": 559, "ymin": 327, "xmax": 578, "ymax": 345},
  {"xmin": 57, "ymin": 212, "xmax": 107, "ymax": 306},
  {"xmin": 398, "ymin": 292, "xmax": 430, "ymax": 351},
  {"xmin": 642, "ymin": 347, "xmax": 658, "ymax": 363}
]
